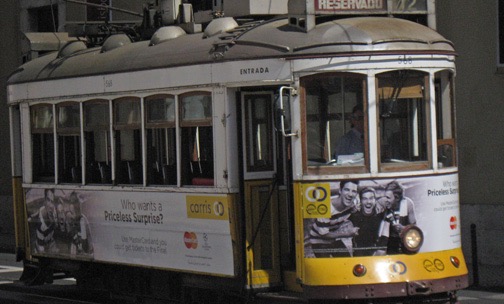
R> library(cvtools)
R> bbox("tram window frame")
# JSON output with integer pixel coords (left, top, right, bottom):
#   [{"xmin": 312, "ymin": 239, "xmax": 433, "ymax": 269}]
[
  {"xmin": 301, "ymin": 73, "xmax": 369, "ymax": 175},
  {"xmin": 145, "ymin": 94, "xmax": 177, "ymax": 185},
  {"xmin": 84, "ymin": 99, "xmax": 112, "ymax": 184},
  {"xmin": 31, "ymin": 104, "xmax": 55, "ymax": 183},
  {"xmin": 113, "ymin": 97, "xmax": 142, "ymax": 185},
  {"xmin": 56, "ymin": 102, "xmax": 82, "ymax": 184},
  {"xmin": 377, "ymin": 70, "xmax": 431, "ymax": 172},
  {"xmin": 435, "ymin": 70, "xmax": 457, "ymax": 168},
  {"xmin": 179, "ymin": 91, "xmax": 214, "ymax": 186}
]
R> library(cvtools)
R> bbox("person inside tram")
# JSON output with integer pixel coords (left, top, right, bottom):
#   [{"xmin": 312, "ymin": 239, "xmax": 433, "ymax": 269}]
[{"xmin": 333, "ymin": 105, "xmax": 364, "ymax": 162}]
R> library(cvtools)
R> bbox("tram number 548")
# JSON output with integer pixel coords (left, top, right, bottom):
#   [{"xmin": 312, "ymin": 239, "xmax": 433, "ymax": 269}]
[
  {"xmin": 104, "ymin": 78, "xmax": 113, "ymax": 88},
  {"xmin": 399, "ymin": 55, "xmax": 413, "ymax": 64}
]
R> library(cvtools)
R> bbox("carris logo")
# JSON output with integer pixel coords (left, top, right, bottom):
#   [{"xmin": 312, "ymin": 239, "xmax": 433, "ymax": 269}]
[
  {"xmin": 305, "ymin": 186, "xmax": 328, "ymax": 203},
  {"xmin": 388, "ymin": 261, "xmax": 407, "ymax": 275}
]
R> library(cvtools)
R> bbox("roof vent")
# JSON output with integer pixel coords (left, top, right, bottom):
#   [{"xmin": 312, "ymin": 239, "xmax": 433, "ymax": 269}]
[
  {"xmin": 58, "ymin": 40, "xmax": 87, "ymax": 57},
  {"xmin": 150, "ymin": 26, "xmax": 186, "ymax": 46},
  {"xmin": 101, "ymin": 34, "xmax": 132, "ymax": 53},
  {"xmin": 204, "ymin": 17, "xmax": 238, "ymax": 38}
]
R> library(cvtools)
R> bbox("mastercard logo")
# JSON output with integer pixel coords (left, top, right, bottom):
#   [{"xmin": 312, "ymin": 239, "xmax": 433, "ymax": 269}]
[
  {"xmin": 450, "ymin": 216, "xmax": 457, "ymax": 230},
  {"xmin": 184, "ymin": 231, "xmax": 198, "ymax": 249}
]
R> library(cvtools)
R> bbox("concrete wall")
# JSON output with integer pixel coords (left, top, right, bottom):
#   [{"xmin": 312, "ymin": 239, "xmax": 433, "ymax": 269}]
[
  {"xmin": 461, "ymin": 205, "xmax": 504, "ymax": 287},
  {"xmin": 437, "ymin": 0, "xmax": 504, "ymax": 287},
  {"xmin": 0, "ymin": 0, "xmax": 20, "ymax": 253}
]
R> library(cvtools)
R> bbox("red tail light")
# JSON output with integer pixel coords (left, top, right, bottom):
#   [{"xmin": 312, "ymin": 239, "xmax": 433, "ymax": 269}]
[
  {"xmin": 353, "ymin": 264, "xmax": 367, "ymax": 277},
  {"xmin": 450, "ymin": 256, "xmax": 460, "ymax": 268}
]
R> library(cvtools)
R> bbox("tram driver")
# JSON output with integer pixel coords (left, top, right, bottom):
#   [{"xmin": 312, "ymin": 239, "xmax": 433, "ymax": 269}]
[{"xmin": 333, "ymin": 105, "xmax": 364, "ymax": 163}]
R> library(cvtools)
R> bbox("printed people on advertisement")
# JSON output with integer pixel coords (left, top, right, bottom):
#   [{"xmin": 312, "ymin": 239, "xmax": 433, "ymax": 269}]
[
  {"xmin": 307, "ymin": 180, "xmax": 360, "ymax": 257},
  {"xmin": 351, "ymin": 187, "xmax": 388, "ymax": 256},
  {"xmin": 381, "ymin": 181, "xmax": 417, "ymax": 254},
  {"xmin": 54, "ymin": 197, "xmax": 72, "ymax": 252},
  {"xmin": 31, "ymin": 189, "xmax": 58, "ymax": 253},
  {"xmin": 334, "ymin": 105, "xmax": 364, "ymax": 159},
  {"xmin": 27, "ymin": 189, "xmax": 93, "ymax": 257},
  {"xmin": 66, "ymin": 192, "xmax": 93, "ymax": 256}
]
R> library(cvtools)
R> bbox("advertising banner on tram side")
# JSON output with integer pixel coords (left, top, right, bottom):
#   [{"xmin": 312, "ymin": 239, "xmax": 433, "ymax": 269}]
[
  {"xmin": 302, "ymin": 173, "xmax": 461, "ymax": 258},
  {"xmin": 25, "ymin": 189, "xmax": 235, "ymax": 276}
]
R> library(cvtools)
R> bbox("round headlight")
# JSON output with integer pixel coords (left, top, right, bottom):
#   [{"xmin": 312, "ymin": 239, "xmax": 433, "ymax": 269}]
[{"xmin": 400, "ymin": 225, "xmax": 424, "ymax": 254}]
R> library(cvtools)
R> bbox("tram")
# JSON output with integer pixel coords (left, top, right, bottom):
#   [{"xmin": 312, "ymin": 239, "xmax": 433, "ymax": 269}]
[{"xmin": 7, "ymin": 1, "xmax": 468, "ymax": 303}]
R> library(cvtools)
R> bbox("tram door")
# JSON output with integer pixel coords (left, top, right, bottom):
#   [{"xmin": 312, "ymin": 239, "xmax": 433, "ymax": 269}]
[{"xmin": 241, "ymin": 91, "xmax": 294, "ymax": 289}]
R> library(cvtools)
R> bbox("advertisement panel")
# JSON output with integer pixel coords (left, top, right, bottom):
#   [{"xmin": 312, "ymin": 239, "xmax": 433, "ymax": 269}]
[
  {"xmin": 303, "ymin": 174, "xmax": 461, "ymax": 258},
  {"xmin": 25, "ymin": 189, "xmax": 234, "ymax": 276}
]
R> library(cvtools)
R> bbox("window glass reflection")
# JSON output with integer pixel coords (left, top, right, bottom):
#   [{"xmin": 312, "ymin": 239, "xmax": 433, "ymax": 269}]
[
  {"xmin": 145, "ymin": 95, "xmax": 177, "ymax": 185},
  {"xmin": 180, "ymin": 93, "xmax": 213, "ymax": 186},
  {"xmin": 303, "ymin": 74, "xmax": 366, "ymax": 168},
  {"xmin": 84, "ymin": 100, "xmax": 111, "ymax": 184},
  {"xmin": 57, "ymin": 103, "xmax": 81, "ymax": 183},
  {"xmin": 114, "ymin": 98, "xmax": 142, "ymax": 184},
  {"xmin": 377, "ymin": 70, "xmax": 429, "ymax": 167}
]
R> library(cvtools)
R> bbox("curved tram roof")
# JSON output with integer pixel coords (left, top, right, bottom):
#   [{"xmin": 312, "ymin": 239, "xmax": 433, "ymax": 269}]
[{"xmin": 8, "ymin": 17, "xmax": 455, "ymax": 85}]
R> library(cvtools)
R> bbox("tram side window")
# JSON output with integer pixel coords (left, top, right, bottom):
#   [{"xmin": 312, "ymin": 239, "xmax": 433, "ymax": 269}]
[
  {"xmin": 180, "ymin": 92, "xmax": 214, "ymax": 186},
  {"xmin": 114, "ymin": 97, "xmax": 142, "ymax": 185},
  {"xmin": 435, "ymin": 70, "xmax": 456, "ymax": 168},
  {"xmin": 57, "ymin": 102, "xmax": 81, "ymax": 183},
  {"xmin": 303, "ymin": 74, "xmax": 367, "ymax": 171},
  {"xmin": 31, "ymin": 104, "xmax": 55, "ymax": 182},
  {"xmin": 377, "ymin": 70, "xmax": 430, "ymax": 170},
  {"xmin": 145, "ymin": 95, "xmax": 177, "ymax": 185},
  {"xmin": 84, "ymin": 100, "xmax": 111, "ymax": 184}
]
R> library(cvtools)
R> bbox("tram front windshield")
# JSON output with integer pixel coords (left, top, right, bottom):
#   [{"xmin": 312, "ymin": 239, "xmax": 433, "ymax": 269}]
[{"xmin": 303, "ymin": 70, "xmax": 453, "ymax": 173}]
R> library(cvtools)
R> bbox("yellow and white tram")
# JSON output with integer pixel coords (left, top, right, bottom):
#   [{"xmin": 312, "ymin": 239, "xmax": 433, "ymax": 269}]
[{"xmin": 7, "ymin": 5, "xmax": 468, "ymax": 303}]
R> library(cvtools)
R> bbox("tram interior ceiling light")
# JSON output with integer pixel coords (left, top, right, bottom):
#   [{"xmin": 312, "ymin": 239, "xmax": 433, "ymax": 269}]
[{"xmin": 400, "ymin": 225, "xmax": 424, "ymax": 254}]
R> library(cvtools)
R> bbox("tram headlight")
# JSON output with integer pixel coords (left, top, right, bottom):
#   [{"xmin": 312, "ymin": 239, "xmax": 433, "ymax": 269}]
[{"xmin": 400, "ymin": 225, "xmax": 424, "ymax": 254}]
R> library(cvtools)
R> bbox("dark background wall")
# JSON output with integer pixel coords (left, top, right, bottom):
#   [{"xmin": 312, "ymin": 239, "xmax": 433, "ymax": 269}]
[
  {"xmin": 437, "ymin": 0, "xmax": 504, "ymax": 287},
  {"xmin": 0, "ymin": 0, "xmax": 20, "ymax": 253}
]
